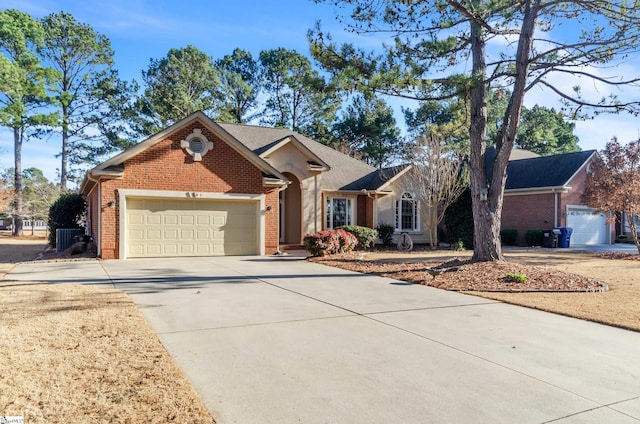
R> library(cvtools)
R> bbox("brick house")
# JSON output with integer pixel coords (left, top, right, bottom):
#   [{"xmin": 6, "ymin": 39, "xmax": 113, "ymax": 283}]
[
  {"xmin": 498, "ymin": 149, "xmax": 614, "ymax": 246},
  {"xmin": 81, "ymin": 111, "xmax": 431, "ymax": 259}
]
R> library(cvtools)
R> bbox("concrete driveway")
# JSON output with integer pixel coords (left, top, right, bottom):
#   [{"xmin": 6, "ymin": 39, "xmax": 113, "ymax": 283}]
[{"xmin": 6, "ymin": 255, "xmax": 640, "ymax": 423}]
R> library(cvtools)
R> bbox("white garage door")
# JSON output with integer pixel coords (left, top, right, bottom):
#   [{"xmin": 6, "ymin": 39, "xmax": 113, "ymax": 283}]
[
  {"xmin": 126, "ymin": 198, "xmax": 259, "ymax": 258},
  {"xmin": 566, "ymin": 207, "xmax": 607, "ymax": 245}
]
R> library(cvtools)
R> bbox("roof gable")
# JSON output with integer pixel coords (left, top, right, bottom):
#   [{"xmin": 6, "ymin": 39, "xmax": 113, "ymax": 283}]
[
  {"xmin": 255, "ymin": 136, "xmax": 330, "ymax": 171},
  {"xmin": 217, "ymin": 122, "xmax": 377, "ymax": 190},
  {"xmin": 90, "ymin": 112, "xmax": 286, "ymax": 181}
]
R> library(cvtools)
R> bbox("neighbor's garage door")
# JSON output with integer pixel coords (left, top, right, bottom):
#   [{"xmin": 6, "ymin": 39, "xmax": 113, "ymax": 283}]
[
  {"xmin": 126, "ymin": 198, "xmax": 259, "ymax": 257},
  {"xmin": 566, "ymin": 207, "xmax": 607, "ymax": 245}
]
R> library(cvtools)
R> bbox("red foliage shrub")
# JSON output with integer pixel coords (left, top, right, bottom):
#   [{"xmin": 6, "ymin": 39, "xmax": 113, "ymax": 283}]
[{"xmin": 303, "ymin": 229, "xmax": 358, "ymax": 256}]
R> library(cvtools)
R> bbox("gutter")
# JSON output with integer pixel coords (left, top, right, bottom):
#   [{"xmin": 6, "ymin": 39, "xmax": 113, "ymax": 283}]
[{"xmin": 505, "ymin": 185, "xmax": 570, "ymax": 195}]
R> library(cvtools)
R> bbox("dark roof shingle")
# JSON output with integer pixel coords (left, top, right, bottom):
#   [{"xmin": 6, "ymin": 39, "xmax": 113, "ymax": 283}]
[{"xmin": 505, "ymin": 150, "xmax": 594, "ymax": 189}]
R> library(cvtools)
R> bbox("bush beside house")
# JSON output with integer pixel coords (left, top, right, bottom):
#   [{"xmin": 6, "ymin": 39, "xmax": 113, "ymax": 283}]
[
  {"xmin": 525, "ymin": 229, "xmax": 544, "ymax": 246},
  {"xmin": 376, "ymin": 223, "xmax": 395, "ymax": 246},
  {"xmin": 303, "ymin": 229, "xmax": 358, "ymax": 256},
  {"xmin": 48, "ymin": 193, "xmax": 86, "ymax": 247},
  {"xmin": 337, "ymin": 225, "xmax": 378, "ymax": 249},
  {"xmin": 500, "ymin": 229, "xmax": 518, "ymax": 245}
]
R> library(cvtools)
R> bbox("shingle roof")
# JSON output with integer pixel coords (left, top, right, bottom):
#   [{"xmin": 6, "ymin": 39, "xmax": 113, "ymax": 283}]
[
  {"xmin": 505, "ymin": 150, "xmax": 595, "ymax": 189},
  {"xmin": 336, "ymin": 164, "xmax": 410, "ymax": 191},
  {"xmin": 217, "ymin": 122, "xmax": 378, "ymax": 190},
  {"xmin": 485, "ymin": 146, "xmax": 595, "ymax": 189}
]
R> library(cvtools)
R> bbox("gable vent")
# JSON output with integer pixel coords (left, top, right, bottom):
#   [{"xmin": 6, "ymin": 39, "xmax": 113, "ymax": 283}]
[{"xmin": 180, "ymin": 128, "xmax": 213, "ymax": 161}]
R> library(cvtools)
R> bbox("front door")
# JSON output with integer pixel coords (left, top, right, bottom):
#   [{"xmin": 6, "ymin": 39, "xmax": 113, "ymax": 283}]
[{"xmin": 281, "ymin": 172, "xmax": 302, "ymax": 244}]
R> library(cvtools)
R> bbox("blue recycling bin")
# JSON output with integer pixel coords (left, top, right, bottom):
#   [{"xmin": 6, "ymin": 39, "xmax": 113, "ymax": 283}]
[{"xmin": 557, "ymin": 227, "xmax": 573, "ymax": 248}]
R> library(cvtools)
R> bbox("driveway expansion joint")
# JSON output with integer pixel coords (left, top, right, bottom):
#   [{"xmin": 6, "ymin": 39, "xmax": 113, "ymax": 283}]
[
  {"xmin": 155, "ymin": 314, "xmax": 357, "ymax": 335},
  {"xmin": 541, "ymin": 398, "xmax": 640, "ymax": 423},
  {"xmin": 364, "ymin": 301, "xmax": 502, "ymax": 316}
]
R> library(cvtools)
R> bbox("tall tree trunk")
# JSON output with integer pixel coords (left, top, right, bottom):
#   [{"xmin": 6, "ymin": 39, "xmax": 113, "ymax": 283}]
[
  {"xmin": 470, "ymin": 0, "xmax": 539, "ymax": 262},
  {"xmin": 60, "ymin": 104, "xmax": 69, "ymax": 191},
  {"xmin": 468, "ymin": 20, "xmax": 502, "ymax": 261},
  {"xmin": 13, "ymin": 127, "xmax": 23, "ymax": 237}
]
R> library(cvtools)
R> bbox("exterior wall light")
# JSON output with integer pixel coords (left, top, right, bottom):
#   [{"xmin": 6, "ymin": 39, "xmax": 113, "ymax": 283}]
[{"xmin": 479, "ymin": 187, "xmax": 488, "ymax": 202}]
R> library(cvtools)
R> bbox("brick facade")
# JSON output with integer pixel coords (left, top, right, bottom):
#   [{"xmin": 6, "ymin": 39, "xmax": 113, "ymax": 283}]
[
  {"xmin": 93, "ymin": 120, "xmax": 279, "ymax": 259},
  {"xmin": 501, "ymin": 165, "xmax": 591, "ymax": 246},
  {"xmin": 502, "ymin": 193, "xmax": 556, "ymax": 245}
]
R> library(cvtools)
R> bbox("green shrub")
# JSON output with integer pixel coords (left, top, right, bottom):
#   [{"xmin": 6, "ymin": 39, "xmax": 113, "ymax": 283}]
[
  {"xmin": 524, "ymin": 229, "xmax": 544, "ymax": 246},
  {"xmin": 452, "ymin": 239, "xmax": 465, "ymax": 251},
  {"xmin": 500, "ymin": 228, "xmax": 518, "ymax": 246},
  {"xmin": 303, "ymin": 229, "xmax": 358, "ymax": 256},
  {"xmin": 505, "ymin": 272, "xmax": 527, "ymax": 284},
  {"xmin": 337, "ymin": 225, "xmax": 378, "ymax": 250},
  {"xmin": 48, "ymin": 193, "xmax": 86, "ymax": 247},
  {"xmin": 444, "ymin": 188, "xmax": 473, "ymax": 249},
  {"xmin": 376, "ymin": 222, "xmax": 395, "ymax": 246}
]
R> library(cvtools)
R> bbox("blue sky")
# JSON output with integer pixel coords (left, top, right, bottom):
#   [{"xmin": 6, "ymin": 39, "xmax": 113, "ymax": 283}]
[{"xmin": 2, "ymin": 0, "xmax": 640, "ymax": 183}]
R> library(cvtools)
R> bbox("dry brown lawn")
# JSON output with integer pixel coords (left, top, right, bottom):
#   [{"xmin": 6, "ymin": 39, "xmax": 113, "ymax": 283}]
[
  {"xmin": 312, "ymin": 247, "xmax": 640, "ymax": 332},
  {"xmin": 0, "ymin": 234, "xmax": 215, "ymax": 423}
]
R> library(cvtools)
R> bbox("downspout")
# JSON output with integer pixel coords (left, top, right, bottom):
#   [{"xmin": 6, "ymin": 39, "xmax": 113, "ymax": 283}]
[
  {"xmin": 86, "ymin": 172, "xmax": 102, "ymax": 258},
  {"xmin": 554, "ymin": 190, "xmax": 558, "ymax": 228}
]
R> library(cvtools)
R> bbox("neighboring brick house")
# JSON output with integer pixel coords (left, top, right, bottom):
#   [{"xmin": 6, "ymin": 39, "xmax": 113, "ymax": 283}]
[
  {"xmin": 498, "ymin": 149, "xmax": 614, "ymax": 246},
  {"xmin": 81, "ymin": 111, "xmax": 431, "ymax": 259}
]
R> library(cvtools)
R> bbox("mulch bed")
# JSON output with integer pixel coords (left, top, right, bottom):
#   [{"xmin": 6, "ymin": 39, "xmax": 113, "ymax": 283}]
[
  {"xmin": 310, "ymin": 253, "xmax": 608, "ymax": 292},
  {"xmin": 597, "ymin": 252, "xmax": 640, "ymax": 261}
]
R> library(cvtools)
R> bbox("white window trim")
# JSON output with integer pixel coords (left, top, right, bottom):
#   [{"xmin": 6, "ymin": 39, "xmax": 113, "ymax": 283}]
[
  {"xmin": 325, "ymin": 196, "xmax": 353, "ymax": 229},
  {"xmin": 395, "ymin": 192, "xmax": 420, "ymax": 232}
]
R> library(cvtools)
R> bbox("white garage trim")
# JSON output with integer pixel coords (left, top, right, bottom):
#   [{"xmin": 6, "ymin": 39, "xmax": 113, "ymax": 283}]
[{"xmin": 118, "ymin": 189, "xmax": 265, "ymax": 259}]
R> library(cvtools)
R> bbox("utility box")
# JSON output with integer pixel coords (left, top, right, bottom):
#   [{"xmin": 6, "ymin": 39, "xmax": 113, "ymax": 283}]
[{"xmin": 56, "ymin": 228, "xmax": 84, "ymax": 252}]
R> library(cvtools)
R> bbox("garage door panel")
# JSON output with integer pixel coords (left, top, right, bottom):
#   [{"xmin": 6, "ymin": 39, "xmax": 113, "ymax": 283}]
[
  {"xmin": 146, "ymin": 244, "xmax": 162, "ymax": 255},
  {"xmin": 181, "ymin": 215, "xmax": 194, "ymax": 225},
  {"xmin": 180, "ymin": 244, "xmax": 194, "ymax": 254},
  {"xmin": 196, "ymin": 215, "xmax": 210, "ymax": 225},
  {"xmin": 181, "ymin": 229, "xmax": 195, "ymax": 240},
  {"xmin": 126, "ymin": 197, "xmax": 259, "ymax": 258},
  {"xmin": 196, "ymin": 244, "xmax": 210, "ymax": 254},
  {"xmin": 129, "ymin": 214, "xmax": 144, "ymax": 225},
  {"xmin": 129, "ymin": 245, "xmax": 144, "ymax": 256},
  {"xmin": 164, "ymin": 244, "xmax": 178, "ymax": 255},
  {"xmin": 147, "ymin": 215, "xmax": 161, "ymax": 225},
  {"xmin": 147, "ymin": 229, "xmax": 161, "ymax": 240},
  {"xmin": 567, "ymin": 207, "xmax": 607, "ymax": 245},
  {"xmin": 196, "ymin": 229, "xmax": 210, "ymax": 240},
  {"xmin": 129, "ymin": 229, "xmax": 144, "ymax": 240}
]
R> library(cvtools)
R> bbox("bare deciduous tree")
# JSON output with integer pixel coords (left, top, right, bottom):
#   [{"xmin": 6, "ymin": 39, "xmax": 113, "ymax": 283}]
[{"xmin": 405, "ymin": 134, "xmax": 468, "ymax": 248}]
